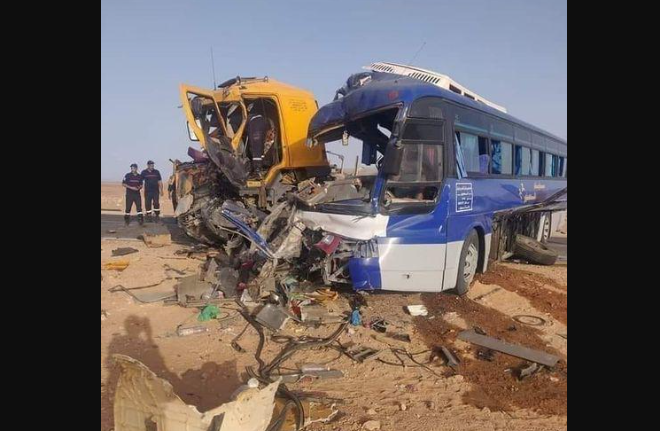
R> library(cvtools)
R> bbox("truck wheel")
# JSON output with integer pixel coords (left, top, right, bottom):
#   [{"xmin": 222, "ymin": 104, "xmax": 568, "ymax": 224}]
[
  {"xmin": 515, "ymin": 235, "xmax": 559, "ymax": 266},
  {"xmin": 456, "ymin": 230, "xmax": 480, "ymax": 296}
]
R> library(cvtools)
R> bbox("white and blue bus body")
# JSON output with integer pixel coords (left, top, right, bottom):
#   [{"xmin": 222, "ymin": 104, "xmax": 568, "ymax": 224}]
[{"xmin": 304, "ymin": 71, "xmax": 567, "ymax": 293}]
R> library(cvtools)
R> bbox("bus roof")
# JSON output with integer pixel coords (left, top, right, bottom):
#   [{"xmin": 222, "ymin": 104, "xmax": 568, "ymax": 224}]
[{"xmin": 310, "ymin": 72, "xmax": 567, "ymax": 146}]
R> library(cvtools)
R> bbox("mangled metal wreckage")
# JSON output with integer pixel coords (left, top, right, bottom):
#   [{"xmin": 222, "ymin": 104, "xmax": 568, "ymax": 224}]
[
  {"xmin": 171, "ymin": 77, "xmax": 352, "ymax": 247},
  {"xmin": 183, "ymin": 65, "xmax": 568, "ymax": 295}
]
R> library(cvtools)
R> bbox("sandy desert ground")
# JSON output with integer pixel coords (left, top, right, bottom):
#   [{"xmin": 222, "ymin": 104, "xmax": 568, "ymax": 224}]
[{"xmin": 101, "ymin": 183, "xmax": 568, "ymax": 431}]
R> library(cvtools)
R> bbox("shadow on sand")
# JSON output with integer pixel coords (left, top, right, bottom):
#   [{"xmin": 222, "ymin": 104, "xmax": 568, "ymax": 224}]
[{"xmin": 101, "ymin": 315, "xmax": 241, "ymax": 431}]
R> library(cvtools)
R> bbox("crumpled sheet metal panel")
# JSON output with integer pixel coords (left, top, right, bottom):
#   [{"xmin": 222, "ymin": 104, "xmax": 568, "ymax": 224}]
[
  {"xmin": 309, "ymin": 72, "xmax": 407, "ymax": 140},
  {"xmin": 295, "ymin": 211, "xmax": 389, "ymax": 241},
  {"xmin": 113, "ymin": 355, "xmax": 278, "ymax": 431}
]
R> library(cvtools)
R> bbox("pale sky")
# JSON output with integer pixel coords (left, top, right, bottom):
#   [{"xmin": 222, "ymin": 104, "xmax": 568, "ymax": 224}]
[{"xmin": 101, "ymin": 0, "xmax": 568, "ymax": 181}]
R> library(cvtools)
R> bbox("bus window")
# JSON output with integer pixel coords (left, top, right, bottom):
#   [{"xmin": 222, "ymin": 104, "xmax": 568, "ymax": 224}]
[
  {"xmin": 386, "ymin": 143, "xmax": 444, "ymax": 206},
  {"xmin": 403, "ymin": 122, "xmax": 444, "ymax": 141},
  {"xmin": 492, "ymin": 140, "xmax": 513, "ymax": 175},
  {"xmin": 515, "ymin": 146, "xmax": 533, "ymax": 176},
  {"xmin": 391, "ymin": 144, "xmax": 444, "ymax": 183},
  {"xmin": 531, "ymin": 150, "xmax": 541, "ymax": 176},
  {"xmin": 545, "ymin": 153, "xmax": 554, "ymax": 177},
  {"xmin": 553, "ymin": 155, "xmax": 562, "ymax": 177},
  {"xmin": 409, "ymin": 97, "xmax": 445, "ymax": 120},
  {"xmin": 456, "ymin": 132, "xmax": 490, "ymax": 175},
  {"xmin": 561, "ymin": 158, "xmax": 568, "ymax": 177}
]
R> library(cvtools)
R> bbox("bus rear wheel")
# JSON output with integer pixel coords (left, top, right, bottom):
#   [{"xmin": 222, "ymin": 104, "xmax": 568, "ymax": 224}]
[{"xmin": 456, "ymin": 230, "xmax": 480, "ymax": 296}]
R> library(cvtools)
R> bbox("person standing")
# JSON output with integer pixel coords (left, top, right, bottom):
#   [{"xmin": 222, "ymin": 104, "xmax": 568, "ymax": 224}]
[
  {"xmin": 247, "ymin": 104, "xmax": 269, "ymax": 179},
  {"xmin": 122, "ymin": 164, "xmax": 144, "ymax": 226},
  {"xmin": 141, "ymin": 161, "xmax": 164, "ymax": 223}
]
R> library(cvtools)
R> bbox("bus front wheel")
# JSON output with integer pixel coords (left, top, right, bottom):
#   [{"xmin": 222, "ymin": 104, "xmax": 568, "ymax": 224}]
[{"xmin": 456, "ymin": 230, "xmax": 480, "ymax": 296}]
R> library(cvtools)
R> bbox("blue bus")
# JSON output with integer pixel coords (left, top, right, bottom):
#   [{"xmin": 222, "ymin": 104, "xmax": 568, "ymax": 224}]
[{"xmin": 296, "ymin": 67, "xmax": 567, "ymax": 295}]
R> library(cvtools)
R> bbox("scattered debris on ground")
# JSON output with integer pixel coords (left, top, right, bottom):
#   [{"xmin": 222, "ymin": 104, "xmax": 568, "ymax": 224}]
[
  {"xmin": 101, "ymin": 203, "xmax": 568, "ymax": 430},
  {"xmin": 416, "ymin": 293, "xmax": 568, "ymax": 416}
]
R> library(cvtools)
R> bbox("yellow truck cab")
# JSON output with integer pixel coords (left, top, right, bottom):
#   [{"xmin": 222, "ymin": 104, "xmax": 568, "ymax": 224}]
[
  {"xmin": 173, "ymin": 77, "xmax": 332, "ymax": 245},
  {"xmin": 181, "ymin": 77, "xmax": 330, "ymax": 189}
]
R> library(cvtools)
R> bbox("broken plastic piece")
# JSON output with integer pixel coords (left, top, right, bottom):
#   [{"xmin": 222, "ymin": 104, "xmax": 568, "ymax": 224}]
[
  {"xmin": 351, "ymin": 310, "xmax": 363, "ymax": 326},
  {"xmin": 518, "ymin": 362, "xmax": 543, "ymax": 381},
  {"xmin": 406, "ymin": 305, "xmax": 429, "ymax": 317},
  {"xmin": 439, "ymin": 347, "xmax": 461, "ymax": 371},
  {"xmin": 105, "ymin": 261, "xmax": 130, "ymax": 271},
  {"xmin": 255, "ymin": 304, "xmax": 291, "ymax": 332},
  {"xmin": 315, "ymin": 234, "xmax": 342, "ymax": 255},
  {"xmin": 177, "ymin": 325, "xmax": 209, "ymax": 337},
  {"xmin": 113, "ymin": 355, "xmax": 278, "ymax": 431},
  {"xmin": 112, "ymin": 248, "xmax": 139, "ymax": 257}
]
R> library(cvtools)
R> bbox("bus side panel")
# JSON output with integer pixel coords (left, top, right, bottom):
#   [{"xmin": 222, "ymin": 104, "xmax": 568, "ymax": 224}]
[
  {"xmin": 443, "ymin": 178, "xmax": 567, "ymax": 290},
  {"xmin": 443, "ymin": 179, "xmax": 493, "ymax": 291}
]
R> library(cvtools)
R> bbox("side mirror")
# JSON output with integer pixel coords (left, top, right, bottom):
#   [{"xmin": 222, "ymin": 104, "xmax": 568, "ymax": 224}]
[
  {"xmin": 187, "ymin": 122, "xmax": 200, "ymax": 142},
  {"xmin": 381, "ymin": 144, "xmax": 404, "ymax": 176}
]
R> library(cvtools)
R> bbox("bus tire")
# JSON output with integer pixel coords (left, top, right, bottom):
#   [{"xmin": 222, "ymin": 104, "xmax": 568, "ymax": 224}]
[
  {"xmin": 514, "ymin": 235, "xmax": 559, "ymax": 266},
  {"xmin": 456, "ymin": 230, "xmax": 480, "ymax": 296}
]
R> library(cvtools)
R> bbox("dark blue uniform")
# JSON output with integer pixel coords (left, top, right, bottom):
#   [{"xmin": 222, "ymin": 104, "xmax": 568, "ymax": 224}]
[
  {"xmin": 122, "ymin": 172, "xmax": 144, "ymax": 225},
  {"xmin": 248, "ymin": 115, "xmax": 268, "ymax": 173},
  {"xmin": 141, "ymin": 169, "xmax": 163, "ymax": 219}
]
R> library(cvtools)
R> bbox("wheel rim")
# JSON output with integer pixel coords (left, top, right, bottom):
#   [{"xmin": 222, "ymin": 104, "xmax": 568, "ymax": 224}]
[
  {"xmin": 463, "ymin": 244, "xmax": 479, "ymax": 283},
  {"xmin": 543, "ymin": 218, "xmax": 551, "ymax": 242}
]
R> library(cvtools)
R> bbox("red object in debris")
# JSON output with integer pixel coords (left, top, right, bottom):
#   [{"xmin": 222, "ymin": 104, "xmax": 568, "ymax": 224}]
[
  {"xmin": 315, "ymin": 235, "xmax": 342, "ymax": 255},
  {"xmin": 291, "ymin": 303, "xmax": 303, "ymax": 319}
]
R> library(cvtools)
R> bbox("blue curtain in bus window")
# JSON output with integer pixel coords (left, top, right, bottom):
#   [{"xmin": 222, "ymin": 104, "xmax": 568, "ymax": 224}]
[
  {"xmin": 492, "ymin": 141, "xmax": 513, "ymax": 175},
  {"xmin": 531, "ymin": 150, "xmax": 540, "ymax": 176}
]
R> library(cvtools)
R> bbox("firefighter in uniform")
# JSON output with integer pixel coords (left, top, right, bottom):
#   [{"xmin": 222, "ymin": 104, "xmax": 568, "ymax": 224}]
[
  {"xmin": 141, "ymin": 161, "xmax": 164, "ymax": 223},
  {"xmin": 247, "ymin": 105, "xmax": 269, "ymax": 179},
  {"xmin": 122, "ymin": 164, "xmax": 144, "ymax": 226}
]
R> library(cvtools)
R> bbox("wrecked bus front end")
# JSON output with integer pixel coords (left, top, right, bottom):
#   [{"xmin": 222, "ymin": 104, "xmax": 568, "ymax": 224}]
[
  {"xmin": 226, "ymin": 66, "xmax": 567, "ymax": 294},
  {"xmin": 171, "ymin": 78, "xmax": 331, "ymax": 247}
]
